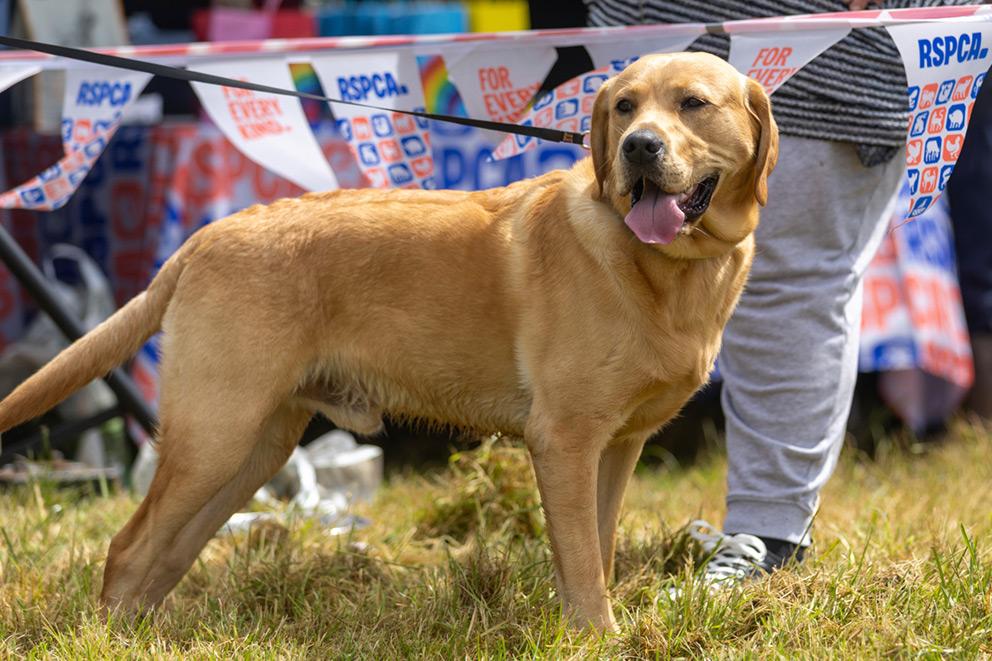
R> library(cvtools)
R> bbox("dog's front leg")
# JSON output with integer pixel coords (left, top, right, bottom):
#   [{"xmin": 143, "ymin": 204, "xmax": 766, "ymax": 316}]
[{"xmin": 526, "ymin": 417, "xmax": 617, "ymax": 633}]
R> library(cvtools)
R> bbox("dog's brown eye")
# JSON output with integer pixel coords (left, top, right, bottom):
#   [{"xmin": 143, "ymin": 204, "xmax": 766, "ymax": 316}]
[
  {"xmin": 681, "ymin": 96, "xmax": 707, "ymax": 110},
  {"xmin": 615, "ymin": 99, "xmax": 633, "ymax": 113}
]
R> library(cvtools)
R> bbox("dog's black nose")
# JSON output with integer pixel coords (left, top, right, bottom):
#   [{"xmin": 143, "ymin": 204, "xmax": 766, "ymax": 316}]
[{"xmin": 622, "ymin": 130, "xmax": 664, "ymax": 165}]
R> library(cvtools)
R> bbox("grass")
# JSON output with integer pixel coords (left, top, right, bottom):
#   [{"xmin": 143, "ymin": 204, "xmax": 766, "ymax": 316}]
[{"xmin": 1, "ymin": 421, "xmax": 991, "ymax": 658}]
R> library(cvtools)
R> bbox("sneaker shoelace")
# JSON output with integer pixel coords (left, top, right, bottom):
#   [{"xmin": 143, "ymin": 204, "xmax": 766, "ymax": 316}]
[{"xmin": 688, "ymin": 519, "xmax": 768, "ymax": 585}]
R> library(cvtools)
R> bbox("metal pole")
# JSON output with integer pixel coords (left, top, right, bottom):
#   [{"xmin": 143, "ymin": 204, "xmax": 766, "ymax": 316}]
[{"xmin": 0, "ymin": 224, "xmax": 158, "ymax": 435}]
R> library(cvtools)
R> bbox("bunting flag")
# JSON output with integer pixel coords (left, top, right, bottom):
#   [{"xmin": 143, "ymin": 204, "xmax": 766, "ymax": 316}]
[
  {"xmin": 585, "ymin": 33, "xmax": 701, "ymax": 69},
  {"xmin": 445, "ymin": 46, "xmax": 557, "ymax": 123},
  {"xmin": 0, "ymin": 64, "xmax": 40, "ymax": 95},
  {"xmin": 728, "ymin": 27, "xmax": 851, "ymax": 94},
  {"xmin": 490, "ymin": 64, "xmax": 613, "ymax": 161},
  {"xmin": 0, "ymin": 9, "xmax": 990, "ymax": 212},
  {"xmin": 489, "ymin": 34, "xmax": 701, "ymax": 161},
  {"xmin": 190, "ymin": 59, "xmax": 339, "ymax": 192},
  {"xmin": 311, "ymin": 51, "xmax": 434, "ymax": 189},
  {"xmin": 887, "ymin": 16, "xmax": 992, "ymax": 218},
  {"xmin": 418, "ymin": 55, "xmax": 466, "ymax": 116},
  {"xmin": 0, "ymin": 67, "xmax": 152, "ymax": 210}
]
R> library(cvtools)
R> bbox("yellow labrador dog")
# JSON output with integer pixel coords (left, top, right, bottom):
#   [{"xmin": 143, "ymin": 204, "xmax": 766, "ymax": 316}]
[{"xmin": 0, "ymin": 52, "xmax": 776, "ymax": 631}]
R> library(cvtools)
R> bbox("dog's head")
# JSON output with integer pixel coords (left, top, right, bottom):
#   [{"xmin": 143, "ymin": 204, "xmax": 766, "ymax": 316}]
[{"xmin": 590, "ymin": 52, "xmax": 778, "ymax": 257}]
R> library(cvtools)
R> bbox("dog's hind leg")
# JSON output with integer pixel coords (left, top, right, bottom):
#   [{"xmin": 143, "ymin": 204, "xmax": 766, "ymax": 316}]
[
  {"xmin": 99, "ymin": 317, "xmax": 314, "ymax": 612},
  {"xmin": 106, "ymin": 400, "xmax": 313, "ymax": 611}
]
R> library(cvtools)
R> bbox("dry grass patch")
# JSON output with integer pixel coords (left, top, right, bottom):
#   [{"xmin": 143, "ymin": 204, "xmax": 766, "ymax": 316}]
[{"xmin": 1, "ymin": 422, "xmax": 991, "ymax": 657}]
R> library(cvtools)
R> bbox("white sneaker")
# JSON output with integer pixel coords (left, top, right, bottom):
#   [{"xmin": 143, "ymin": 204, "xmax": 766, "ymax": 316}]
[{"xmin": 667, "ymin": 519, "xmax": 768, "ymax": 597}]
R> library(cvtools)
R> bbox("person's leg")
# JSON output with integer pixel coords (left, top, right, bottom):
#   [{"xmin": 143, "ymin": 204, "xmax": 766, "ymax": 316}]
[
  {"xmin": 947, "ymin": 82, "xmax": 992, "ymax": 420},
  {"xmin": 719, "ymin": 135, "xmax": 906, "ymax": 548}
]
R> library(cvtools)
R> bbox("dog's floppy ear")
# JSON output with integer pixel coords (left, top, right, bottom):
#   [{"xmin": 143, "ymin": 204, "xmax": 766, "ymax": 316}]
[
  {"xmin": 591, "ymin": 77, "xmax": 614, "ymax": 201},
  {"xmin": 745, "ymin": 78, "xmax": 778, "ymax": 207}
]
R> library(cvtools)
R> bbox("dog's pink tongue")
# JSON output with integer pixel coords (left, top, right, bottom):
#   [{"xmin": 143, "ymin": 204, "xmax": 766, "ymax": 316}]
[{"xmin": 624, "ymin": 181, "xmax": 684, "ymax": 245}]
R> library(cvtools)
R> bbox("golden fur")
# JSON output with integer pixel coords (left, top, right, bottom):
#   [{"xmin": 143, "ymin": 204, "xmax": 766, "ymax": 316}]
[{"xmin": 0, "ymin": 53, "xmax": 777, "ymax": 631}]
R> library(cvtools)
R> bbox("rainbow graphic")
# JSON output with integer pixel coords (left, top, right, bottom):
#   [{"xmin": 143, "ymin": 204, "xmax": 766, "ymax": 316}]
[
  {"xmin": 289, "ymin": 62, "xmax": 327, "ymax": 125},
  {"xmin": 417, "ymin": 55, "xmax": 466, "ymax": 116}
]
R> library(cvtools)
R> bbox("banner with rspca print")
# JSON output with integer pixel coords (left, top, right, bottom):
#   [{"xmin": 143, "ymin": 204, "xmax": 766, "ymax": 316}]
[
  {"xmin": 445, "ymin": 46, "xmax": 557, "ymax": 124},
  {"xmin": 888, "ymin": 17, "xmax": 992, "ymax": 219},
  {"xmin": 490, "ymin": 35, "xmax": 699, "ymax": 161},
  {"xmin": 191, "ymin": 59, "xmax": 339, "ymax": 193},
  {"xmin": 490, "ymin": 63, "xmax": 613, "ymax": 161},
  {"xmin": 584, "ymin": 33, "xmax": 700, "ymax": 70},
  {"xmin": 728, "ymin": 28, "xmax": 850, "ymax": 95},
  {"xmin": 0, "ymin": 67, "xmax": 152, "ymax": 210},
  {"xmin": 311, "ymin": 51, "xmax": 434, "ymax": 189}
]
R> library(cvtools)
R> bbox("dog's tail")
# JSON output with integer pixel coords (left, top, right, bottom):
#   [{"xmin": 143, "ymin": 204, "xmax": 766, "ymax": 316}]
[{"xmin": 0, "ymin": 245, "xmax": 189, "ymax": 434}]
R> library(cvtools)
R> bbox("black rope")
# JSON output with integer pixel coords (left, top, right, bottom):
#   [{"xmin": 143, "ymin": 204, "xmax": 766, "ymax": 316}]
[{"xmin": 0, "ymin": 34, "xmax": 589, "ymax": 147}]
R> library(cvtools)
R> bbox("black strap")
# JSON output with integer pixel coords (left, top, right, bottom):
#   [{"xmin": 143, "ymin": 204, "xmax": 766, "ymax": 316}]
[{"xmin": 0, "ymin": 34, "xmax": 589, "ymax": 148}]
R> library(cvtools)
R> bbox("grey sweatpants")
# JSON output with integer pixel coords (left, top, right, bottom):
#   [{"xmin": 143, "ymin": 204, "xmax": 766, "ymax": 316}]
[{"xmin": 720, "ymin": 135, "xmax": 906, "ymax": 546}]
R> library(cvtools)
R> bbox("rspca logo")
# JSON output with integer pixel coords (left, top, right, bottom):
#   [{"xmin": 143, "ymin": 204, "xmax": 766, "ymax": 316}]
[
  {"xmin": 75, "ymin": 80, "xmax": 134, "ymax": 107},
  {"xmin": 917, "ymin": 32, "xmax": 989, "ymax": 69},
  {"xmin": 336, "ymin": 72, "xmax": 409, "ymax": 102}
]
